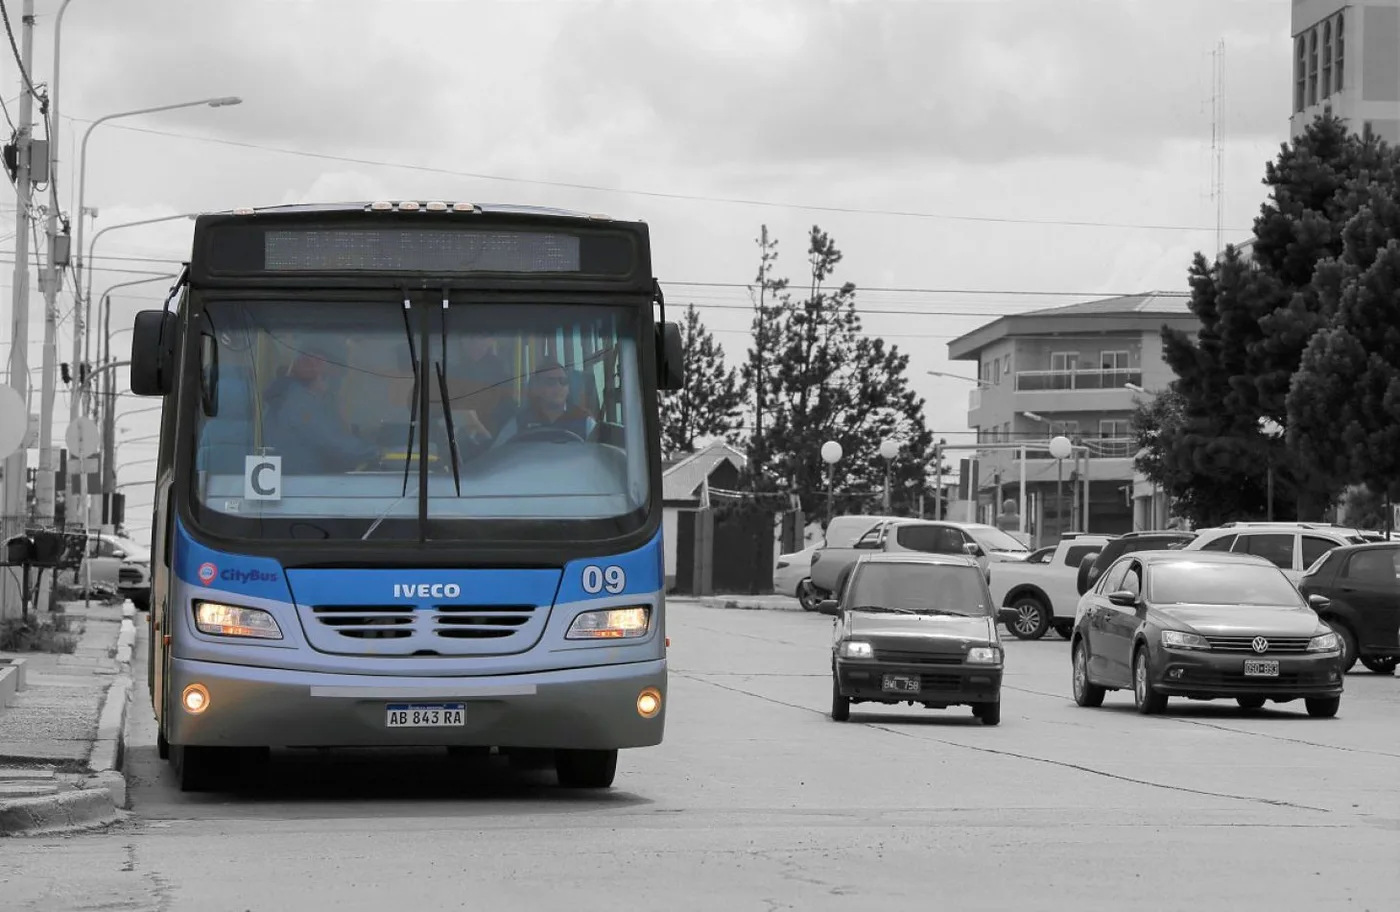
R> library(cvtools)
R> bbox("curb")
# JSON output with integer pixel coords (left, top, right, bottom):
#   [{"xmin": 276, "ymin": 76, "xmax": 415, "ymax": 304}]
[
  {"xmin": 0, "ymin": 657, "xmax": 29, "ymax": 709},
  {"xmin": 0, "ymin": 787, "xmax": 118, "ymax": 837},
  {"xmin": 673, "ymin": 596, "xmax": 807, "ymax": 613}
]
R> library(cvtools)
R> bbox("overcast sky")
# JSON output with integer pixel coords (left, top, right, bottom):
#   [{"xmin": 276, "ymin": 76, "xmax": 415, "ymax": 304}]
[{"xmin": 0, "ymin": 0, "xmax": 1294, "ymax": 534}]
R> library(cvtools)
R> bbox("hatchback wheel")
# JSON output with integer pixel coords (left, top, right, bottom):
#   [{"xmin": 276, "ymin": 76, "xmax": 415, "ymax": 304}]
[
  {"xmin": 1359, "ymin": 655, "xmax": 1397, "ymax": 675},
  {"xmin": 1329, "ymin": 623, "xmax": 1358, "ymax": 674},
  {"xmin": 797, "ymin": 580, "xmax": 819, "ymax": 611},
  {"xmin": 831, "ymin": 673, "xmax": 850, "ymax": 722}
]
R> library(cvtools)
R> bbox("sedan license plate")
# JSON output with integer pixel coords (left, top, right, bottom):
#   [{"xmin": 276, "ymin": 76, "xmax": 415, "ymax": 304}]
[
  {"xmin": 385, "ymin": 703, "xmax": 466, "ymax": 727},
  {"xmin": 1243, "ymin": 660, "xmax": 1280, "ymax": 678},
  {"xmin": 882, "ymin": 674, "xmax": 920, "ymax": 693}
]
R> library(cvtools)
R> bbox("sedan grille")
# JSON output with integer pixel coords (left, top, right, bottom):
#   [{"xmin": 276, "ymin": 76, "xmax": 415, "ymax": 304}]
[
  {"xmin": 875, "ymin": 649, "xmax": 963, "ymax": 666},
  {"xmin": 1202, "ymin": 635, "xmax": 1312, "ymax": 654}
]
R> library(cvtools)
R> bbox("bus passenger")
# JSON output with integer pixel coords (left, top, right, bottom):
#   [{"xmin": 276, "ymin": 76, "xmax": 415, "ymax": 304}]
[
  {"xmin": 493, "ymin": 357, "xmax": 597, "ymax": 446},
  {"xmin": 443, "ymin": 333, "xmax": 517, "ymax": 445},
  {"xmin": 263, "ymin": 349, "xmax": 380, "ymax": 473}
]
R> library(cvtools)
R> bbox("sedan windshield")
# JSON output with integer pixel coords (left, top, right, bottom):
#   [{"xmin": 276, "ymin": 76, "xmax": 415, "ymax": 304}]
[
  {"xmin": 847, "ymin": 563, "xmax": 993, "ymax": 617},
  {"xmin": 189, "ymin": 296, "xmax": 650, "ymax": 542},
  {"xmin": 1148, "ymin": 561, "xmax": 1304, "ymax": 607}
]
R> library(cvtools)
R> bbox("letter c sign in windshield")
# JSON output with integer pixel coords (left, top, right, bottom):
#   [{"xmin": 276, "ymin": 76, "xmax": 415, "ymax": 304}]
[{"xmin": 244, "ymin": 455, "xmax": 282, "ymax": 501}]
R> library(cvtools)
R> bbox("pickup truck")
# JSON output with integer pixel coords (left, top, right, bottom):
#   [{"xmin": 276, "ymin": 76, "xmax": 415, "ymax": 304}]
[
  {"xmin": 990, "ymin": 534, "xmax": 1114, "ymax": 641},
  {"xmin": 810, "ymin": 518, "xmax": 1032, "ymax": 597}
]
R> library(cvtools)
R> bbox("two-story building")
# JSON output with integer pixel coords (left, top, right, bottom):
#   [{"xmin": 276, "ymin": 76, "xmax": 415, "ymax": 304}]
[
  {"xmin": 1291, "ymin": 0, "xmax": 1400, "ymax": 143},
  {"xmin": 946, "ymin": 292, "xmax": 1201, "ymax": 543}
]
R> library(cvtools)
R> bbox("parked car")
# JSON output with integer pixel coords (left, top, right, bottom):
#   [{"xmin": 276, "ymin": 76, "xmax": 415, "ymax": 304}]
[
  {"xmin": 990, "ymin": 534, "xmax": 1114, "ymax": 640},
  {"xmin": 819, "ymin": 552, "xmax": 1004, "ymax": 726},
  {"xmin": 73, "ymin": 533, "xmax": 151, "ymax": 610},
  {"xmin": 1070, "ymin": 549, "xmax": 1345, "ymax": 717},
  {"xmin": 809, "ymin": 517, "xmax": 1030, "ymax": 597},
  {"xmin": 1077, "ymin": 530, "xmax": 1197, "ymax": 595},
  {"xmin": 774, "ymin": 545, "xmax": 818, "ymax": 611},
  {"xmin": 1180, "ymin": 523, "xmax": 1373, "ymax": 582},
  {"xmin": 1297, "ymin": 542, "xmax": 1400, "ymax": 675}
]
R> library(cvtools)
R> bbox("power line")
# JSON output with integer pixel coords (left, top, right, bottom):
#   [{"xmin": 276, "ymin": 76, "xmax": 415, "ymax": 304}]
[{"xmin": 62, "ymin": 115, "xmax": 1256, "ymax": 234}]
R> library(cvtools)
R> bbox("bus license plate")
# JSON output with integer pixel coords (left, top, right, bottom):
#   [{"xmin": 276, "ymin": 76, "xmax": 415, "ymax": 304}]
[
  {"xmin": 1243, "ymin": 660, "xmax": 1279, "ymax": 678},
  {"xmin": 385, "ymin": 703, "xmax": 466, "ymax": 727},
  {"xmin": 882, "ymin": 674, "xmax": 920, "ymax": 693}
]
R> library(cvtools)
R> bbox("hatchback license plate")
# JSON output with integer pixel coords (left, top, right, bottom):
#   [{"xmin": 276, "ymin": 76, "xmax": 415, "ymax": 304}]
[
  {"xmin": 386, "ymin": 703, "xmax": 466, "ymax": 727},
  {"xmin": 882, "ymin": 674, "xmax": 920, "ymax": 693},
  {"xmin": 1243, "ymin": 660, "xmax": 1279, "ymax": 678}
]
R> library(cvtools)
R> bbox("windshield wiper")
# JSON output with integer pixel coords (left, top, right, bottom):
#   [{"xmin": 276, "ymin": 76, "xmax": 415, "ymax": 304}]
[
  {"xmin": 436, "ymin": 288, "xmax": 462, "ymax": 496},
  {"xmin": 849, "ymin": 604, "xmax": 918, "ymax": 615},
  {"xmin": 398, "ymin": 292, "xmax": 419, "ymax": 499}
]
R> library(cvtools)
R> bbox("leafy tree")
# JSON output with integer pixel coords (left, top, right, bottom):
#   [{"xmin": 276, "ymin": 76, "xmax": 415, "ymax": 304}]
[
  {"xmin": 659, "ymin": 303, "xmax": 743, "ymax": 457},
  {"xmin": 739, "ymin": 225, "xmax": 789, "ymax": 481},
  {"xmin": 744, "ymin": 226, "xmax": 935, "ymax": 520},
  {"xmin": 1151, "ymin": 116, "xmax": 1397, "ymax": 521}
]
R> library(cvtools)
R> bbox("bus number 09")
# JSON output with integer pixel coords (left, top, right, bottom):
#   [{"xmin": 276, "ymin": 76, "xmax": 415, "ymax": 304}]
[{"xmin": 582, "ymin": 565, "xmax": 626, "ymax": 594}]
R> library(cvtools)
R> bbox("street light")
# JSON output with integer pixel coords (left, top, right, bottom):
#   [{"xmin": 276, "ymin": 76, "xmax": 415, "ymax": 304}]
[
  {"xmin": 1259, "ymin": 417, "xmax": 1285, "ymax": 521},
  {"xmin": 83, "ymin": 212, "xmax": 200, "ymax": 317},
  {"xmin": 70, "ymin": 97, "xmax": 241, "ymax": 438},
  {"xmin": 1124, "ymin": 382, "xmax": 1146, "ymax": 394},
  {"xmin": 879, "ymin": 438, "xmax": 899, "ymax": 512},
  {"xmin": 927, "ymin": 369, "xmax": 994, "ymax": 389},
  {"xmin": 1049, "ymin": 435, "xmax": 1072, "ymax": 539},
  {"xmin": 821, "ymin": 440, "xmax": 843, "ymax": 526}
]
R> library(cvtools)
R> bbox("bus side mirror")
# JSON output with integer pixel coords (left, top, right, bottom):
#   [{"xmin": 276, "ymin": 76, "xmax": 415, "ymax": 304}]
[
  {"xmin": 657, "ymin": 321, "xmax": 684, "ymax": 391},
  {"xmin": 130, "ymin": 310, "xmax": 177, "ymax": 396}
]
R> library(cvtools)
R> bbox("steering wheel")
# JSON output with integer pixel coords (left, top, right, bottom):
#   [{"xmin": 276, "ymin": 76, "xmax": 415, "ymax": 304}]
[{"xmin": 504, "ymin": 426, "xmax": 587, "ymax": 445}]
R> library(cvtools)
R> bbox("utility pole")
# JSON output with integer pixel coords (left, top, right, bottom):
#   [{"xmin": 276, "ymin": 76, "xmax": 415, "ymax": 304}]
[
  {"xmin": 1, "ymin": 0, "xmax": 38, "ymax": 619},
  {"xmin": 35, "ymin": 0, "xmax": 75, "ymax": 527}
]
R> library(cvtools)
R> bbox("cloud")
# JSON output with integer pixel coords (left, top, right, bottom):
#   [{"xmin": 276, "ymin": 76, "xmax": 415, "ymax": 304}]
[{"xmin": 541, "ymin": 0, "xmax": 1289, "ymax": 169}]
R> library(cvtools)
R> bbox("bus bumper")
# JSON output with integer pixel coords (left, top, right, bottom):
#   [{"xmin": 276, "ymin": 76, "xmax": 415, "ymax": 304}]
[{"xmin": 166, "ymin": 657, "xmax": 667, "ymax": 750}]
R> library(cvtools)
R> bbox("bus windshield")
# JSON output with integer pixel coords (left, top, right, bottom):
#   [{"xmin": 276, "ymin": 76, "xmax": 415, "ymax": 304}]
[{"xmin": 189, "ymin": 295, "xmax": 651, "ymax": 542}]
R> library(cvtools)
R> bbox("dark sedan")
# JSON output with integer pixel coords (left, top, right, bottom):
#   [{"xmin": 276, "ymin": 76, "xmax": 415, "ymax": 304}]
[
  {"xmin": 1070, "ymin": 550, "xmax": 1345, "ymax": 717},
  {"xmin": 820, "ymin": 552, "xmax": 1004, "ymax": 726},
  {"xmin": 1298, "ymin": 542, "xmax": 1400, "ymax": 675}
]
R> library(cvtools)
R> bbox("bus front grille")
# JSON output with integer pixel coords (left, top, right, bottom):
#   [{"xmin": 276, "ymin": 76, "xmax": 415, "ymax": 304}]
[{"xmin": 306, "ymin": 603, "xmax": 542, "ymax": 654}]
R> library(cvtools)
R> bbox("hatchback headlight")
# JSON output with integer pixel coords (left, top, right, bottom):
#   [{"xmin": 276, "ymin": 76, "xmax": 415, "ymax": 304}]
[
  {"xmin": 1161, "ymin": 630, "xmax": 1209, "ymax": 650},
  {"xmin": 193, "ymin": 601, "xmax": 282, "ymax": 639},
  {"xmin": 966, "ymin": 646, "xmax": 1002, "ymax": 665},
  {"xmin": 1307, "ymin": 632, "xmax": 1340, "ymax": 652},
  {"xmin": 566, "ymin": 607, "xmax": 651, "ymax": 640},
  {"xmin": 838, "ymin": 640, "xmax": 873, "ymax": 659}
]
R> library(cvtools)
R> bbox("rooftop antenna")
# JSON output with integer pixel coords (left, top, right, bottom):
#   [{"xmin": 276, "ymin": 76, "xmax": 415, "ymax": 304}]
[{"xmin": 1210, "ymin": 39, "xmax": 1226, "ymax": 257}]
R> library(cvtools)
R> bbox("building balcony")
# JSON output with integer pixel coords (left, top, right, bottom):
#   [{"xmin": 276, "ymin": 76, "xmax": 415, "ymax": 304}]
[
  {"xmin": 968, "ymin": 387, "xmax": 982, "ymax": 411},
  {"xmin": 1014, "ymin": 368, "xmax": 1142, "ymax": 392}
]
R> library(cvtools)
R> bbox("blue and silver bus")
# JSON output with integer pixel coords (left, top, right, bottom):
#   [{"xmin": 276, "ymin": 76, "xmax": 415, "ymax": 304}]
[{"xmin": 130, "ymin": 201, "xmax": 684, "ymax": 791}]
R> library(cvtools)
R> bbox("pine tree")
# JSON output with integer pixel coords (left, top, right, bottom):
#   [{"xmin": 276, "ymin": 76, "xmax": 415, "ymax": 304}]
[
  {"xmin": 745, "ymin": 226, "xmax": 935, "ymax": 519},
  {"xmin": 739, "ymin": 225, "xmax": 788, "ymax": 483},
  {"xmin": 658, "ymin": 304, "xmax": 743, "ymax": 458}
]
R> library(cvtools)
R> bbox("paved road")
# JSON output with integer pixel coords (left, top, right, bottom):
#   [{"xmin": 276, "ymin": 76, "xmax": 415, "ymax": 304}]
[{"xmin": 5, "ymin": 601, "xmax": 1398, "ymax": 911}]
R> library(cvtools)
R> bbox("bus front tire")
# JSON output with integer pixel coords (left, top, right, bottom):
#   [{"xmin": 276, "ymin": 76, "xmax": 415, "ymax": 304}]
[{"xmin": 555, "ymin": 748, "xmax": 618, "ymax": 788}]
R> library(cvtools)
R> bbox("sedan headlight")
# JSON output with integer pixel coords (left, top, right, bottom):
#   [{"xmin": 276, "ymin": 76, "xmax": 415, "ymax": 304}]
[
  {"xmin": 1160, "ymin": 630, "xmax": 1210, "ymax": 650},
  {"xmin": 193, "ymin": 601, "xmax": 282, "ymax": 639},
  {"xmin": 838, "ymin": 640, "xmax": 873, "ymax": 659},
  {"xmin": 566, "ymin": 606, "xmax": 651, "ymax": 640},
  {"xmin": 1307, "ymin": 632, "xmax": 1340, "ymax": 652},
  {"xmin": 966, "ymin": 646, "xmax": 1002, "ymax": 665}
]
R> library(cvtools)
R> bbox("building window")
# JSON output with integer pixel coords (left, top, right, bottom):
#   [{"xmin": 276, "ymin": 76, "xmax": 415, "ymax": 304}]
[
  {"xmin": 1052, "ymin": 420, "xmax": 1080, "ymax": 437},
  {"xmin": 1099, "ymin": 419, "xmax": 1130, "ymax": 439},
  {"xmin": 1002, "ymin": 421, "xmax": 1011, "ymax": 442},
  {"xmin": 1308, "ymin": 28, "xmax": 1319, "ymax": 107},
  {"xmin": 1003, "ymin": 353, "xmax": 1011, "ymax": 378},
  {"xmin": 1295, "ymin": 36, "xmax": 1307, "ymax": 112},
  {"xmin": 1322, "ymin": 21, "xmax": 1332, "ymax": 98},
  {"xmin": 993, "ymin": 359, "xmax": 1001, "ymax": 385},
  {"xmin": 1049, "ymin": 352, "xmax": 1078, "ymax": 389},
  {"xmin": 1336, "ymin": 12, "xmax": 1345, "ymax": 91}
]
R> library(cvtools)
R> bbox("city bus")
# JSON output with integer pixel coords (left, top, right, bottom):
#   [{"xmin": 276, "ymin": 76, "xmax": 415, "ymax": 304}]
[{"xmin": 129, "ymin": 201, "xmax": 684, "ymax": 791}]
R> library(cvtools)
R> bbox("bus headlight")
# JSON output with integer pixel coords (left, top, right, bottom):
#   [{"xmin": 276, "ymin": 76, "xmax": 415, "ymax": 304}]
[
  {"xmin": 566, "ymin": 606, "xmax": 651, "ymax": 640},
  {"xmin": 193, "ymin": 601, "xmax": 283, "ymax": 639}
]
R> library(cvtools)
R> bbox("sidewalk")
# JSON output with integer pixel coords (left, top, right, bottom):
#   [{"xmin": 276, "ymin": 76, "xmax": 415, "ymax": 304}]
[
  {"xmin": 0, "ymin": 598, "xmax": 136, "ymax": 837},
  {"xmin": 670, "ymin": 593, "xmax": 808, "ymax": 613}
]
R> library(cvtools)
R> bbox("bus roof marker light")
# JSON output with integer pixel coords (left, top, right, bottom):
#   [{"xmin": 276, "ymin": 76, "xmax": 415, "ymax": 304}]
[
  {"xmin": 426, "ymin": 201, "xmax": 447, "ymax": 212},
  {"xmin": 452, "ymin": 202, "xmax": 476, "ymax": 212},
  {"xmin": 370, "ymin": 201, "xmax": 393, "ymax": 211},
  {"xmin": 232, "ymin": 207, "xmax": 254, "ymax": 216},
  {"xmin": 398, "ymin": 201, "xmax": 420, "ymax": 211}
]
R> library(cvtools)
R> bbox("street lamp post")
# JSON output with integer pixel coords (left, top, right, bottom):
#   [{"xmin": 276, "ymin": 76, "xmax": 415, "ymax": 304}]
[
  {"xmin": 821, "ymin": 441, "xmax": 843, "ymax": 527},
  {"xmin": 879, "ymin": 438, "xmax": 899, "ymax": 513},
  {"xmin": 68, "ymin": 97, "xmax": 242, "ymax": 461},
  {"xmin": 1259, "ymin": 418, "xmax": 1284, "ymax": 521},
  {"xmin": 1049, "ymin": 435, "xmax": 1072, "ymax": 540},
  {"xmin": 84, "ymin": 213, "xmax": 200, "ymax": 315}
]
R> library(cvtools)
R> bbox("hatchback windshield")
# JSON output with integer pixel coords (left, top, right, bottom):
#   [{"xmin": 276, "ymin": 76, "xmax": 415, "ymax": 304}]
[
  {"xmin": 847, "ymin": 563, "xmax": 993, "ymax": 616},
  {"xmin": 1148, "ymin": 561, "xmax": 1304, "ymax": 607}
]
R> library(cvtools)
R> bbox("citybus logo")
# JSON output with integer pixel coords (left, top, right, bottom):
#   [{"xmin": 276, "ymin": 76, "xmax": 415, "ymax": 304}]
[
  {"xmin": 393, "ymin": 583, "xmax": 462, "ymax": 599},
  {"xmin": 222, "ymin": 569, "xmax": 280, "ymax": 584},
  {"xmin": 197, "ymin": 562, "xmax": 217, "ymax": 585}
]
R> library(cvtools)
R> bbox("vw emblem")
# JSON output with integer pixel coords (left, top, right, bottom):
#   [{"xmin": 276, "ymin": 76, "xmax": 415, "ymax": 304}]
[{"xmin": 1251, "ymin": 636, "xmax": 1269, "ymax": 654}]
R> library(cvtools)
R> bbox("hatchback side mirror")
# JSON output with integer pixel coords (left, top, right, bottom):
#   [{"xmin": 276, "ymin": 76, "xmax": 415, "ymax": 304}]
[
  {"xmin": 1307, "ymin": 593, "xmax": 1331, "ymax": 611},
  {"xmin": 963, "ymin": 542, "xmax": 985, "ymax": 557},
  {"xmin": 817, "ymin": 599, "xmax": 840, "ymax": 616}
]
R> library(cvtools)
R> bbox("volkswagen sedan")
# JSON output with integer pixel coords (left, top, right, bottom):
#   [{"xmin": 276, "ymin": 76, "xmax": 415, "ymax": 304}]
[{"xmin": 1070, "ymin": 550, "xmax": 1344, "ymax": 717}]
